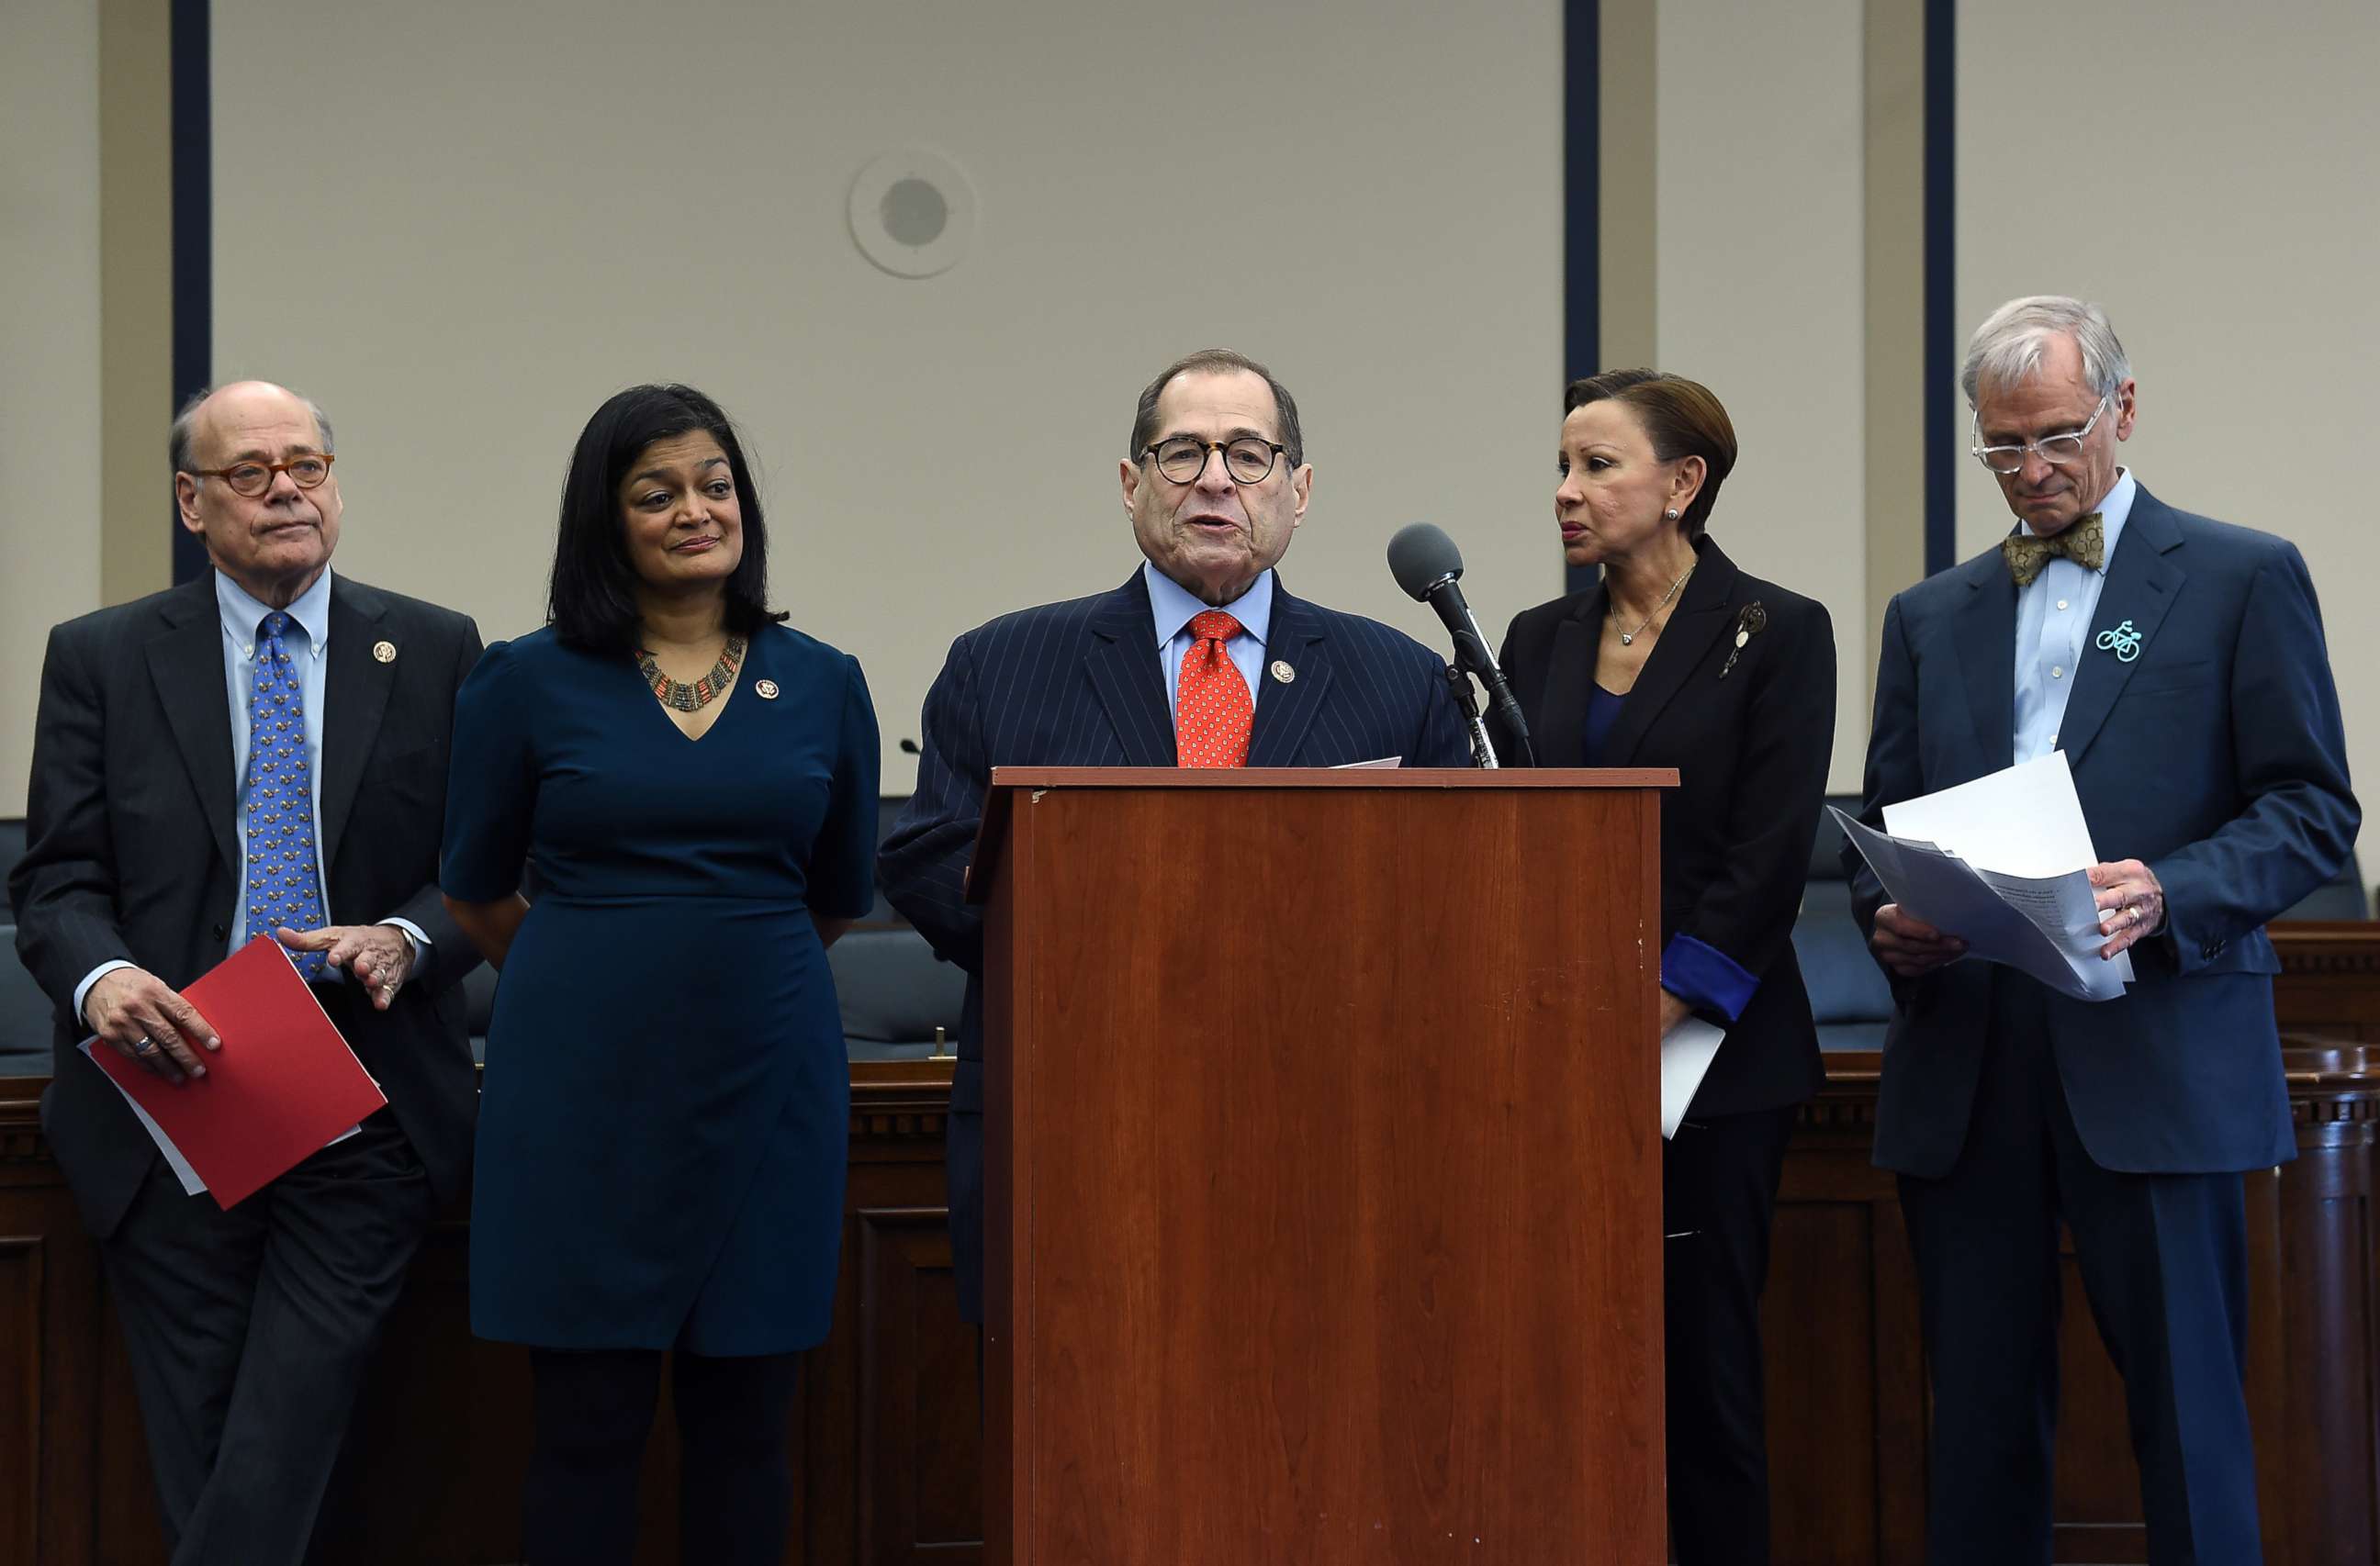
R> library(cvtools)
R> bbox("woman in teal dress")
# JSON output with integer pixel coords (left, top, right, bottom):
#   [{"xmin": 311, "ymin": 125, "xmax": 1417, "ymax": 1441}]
[{"xmin": 442, "ymin": 384, "xmax": 878, "ymax": 1566}]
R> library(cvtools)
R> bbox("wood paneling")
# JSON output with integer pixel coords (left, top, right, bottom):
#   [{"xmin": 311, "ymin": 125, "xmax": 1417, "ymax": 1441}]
[
  {"xmin": 4, "ymin": 924, "xmax": 2379, "ymax": 1563},
  {"xmin": 1769, "ymin": 1030, "xmax": 2380, "ymax": 1566},
  {"xmin": 0, "ymin": 1235, "xmax": 43, "ymax": 1562},
  {"xmin": 983, "ymin": 776, "xmax": 1668, "ymax": 1566},
  {"xmin": 857, "ymin": 1208, "xmax": 980, "ymax": 1564}
]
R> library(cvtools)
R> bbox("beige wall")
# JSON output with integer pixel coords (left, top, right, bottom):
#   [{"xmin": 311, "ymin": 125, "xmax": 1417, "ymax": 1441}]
[
  {"xmin": 1654, "ymin": 0, "xmax": 1870, "ymax": 794},
  {"xmin": 208, "ymin": 0, "xmax": 1564, "ymax": 786},
  {"xmin": 1956, "ymin": 0, "xmax": 2380, "ymax": 856},
  {"xmin": 1, "ymin": 0, "xmax": 106, "ymax": 818},
  {"xmin": 22, "ymin": 2, "xmax": 2379, "ymax": 845}
]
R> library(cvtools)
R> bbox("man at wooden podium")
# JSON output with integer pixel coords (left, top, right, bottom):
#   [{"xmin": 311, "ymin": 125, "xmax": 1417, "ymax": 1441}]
[
  {"xmin": 880, "ymin": 347, "xmax": 1471, "ymax": 1324},
  {"xmin": 1849, "ymin": 297, "xmax": 2358, "ymax": 1564}
]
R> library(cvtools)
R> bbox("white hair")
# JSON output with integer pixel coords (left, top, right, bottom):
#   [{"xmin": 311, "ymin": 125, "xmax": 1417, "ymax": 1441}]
[{"xmin": 1959, "ymin": 295, "xmax": 2132, "ymax": 409}]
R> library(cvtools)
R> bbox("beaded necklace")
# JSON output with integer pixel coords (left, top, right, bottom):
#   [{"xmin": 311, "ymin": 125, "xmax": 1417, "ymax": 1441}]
[{"xmin": 635, "ymin": 633, "xmax": 746, "ymax": 711}]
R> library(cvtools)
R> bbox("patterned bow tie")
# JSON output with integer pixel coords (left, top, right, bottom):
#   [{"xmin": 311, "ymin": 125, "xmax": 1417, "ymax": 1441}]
[{"xmin": 2001, "ymin": 514, "xmax": 2105, "ymax": 587}]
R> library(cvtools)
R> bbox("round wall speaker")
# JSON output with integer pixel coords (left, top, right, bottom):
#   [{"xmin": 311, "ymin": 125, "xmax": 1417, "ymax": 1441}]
[{"xmin": 848, "ymin": 149, "xmax": 977, "ymax": 279}]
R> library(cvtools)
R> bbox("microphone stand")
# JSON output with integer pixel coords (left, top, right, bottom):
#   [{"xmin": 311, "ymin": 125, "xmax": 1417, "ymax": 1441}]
[{"xmin": 1444, "ymin": 664, "xmax": 1499, "ymax": 769}]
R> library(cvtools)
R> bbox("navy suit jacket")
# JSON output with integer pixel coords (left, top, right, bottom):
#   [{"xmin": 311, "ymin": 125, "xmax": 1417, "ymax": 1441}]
[
  {"xmin": 879, "ymin": 568, "xmax": 1471, "ymax": 1316},
  {"xmin": 1847, "ymin": 486, "xmax": 2358, "ymax": 1178}
]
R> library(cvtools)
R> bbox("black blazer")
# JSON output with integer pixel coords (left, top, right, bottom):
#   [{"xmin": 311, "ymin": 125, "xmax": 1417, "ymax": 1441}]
[
  {"xmin": 10, "ymin": 574, "xmax": 486, "ymax": 1236},
  {"xmin": 1490, "ymin": 536, "xmax": 1835, "ymax": 1116}
]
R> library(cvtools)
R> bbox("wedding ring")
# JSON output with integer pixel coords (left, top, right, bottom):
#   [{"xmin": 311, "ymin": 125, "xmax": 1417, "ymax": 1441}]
[{"xmin": 132, "ymin": 1036, "xmax": 158, "ymax": 1055}]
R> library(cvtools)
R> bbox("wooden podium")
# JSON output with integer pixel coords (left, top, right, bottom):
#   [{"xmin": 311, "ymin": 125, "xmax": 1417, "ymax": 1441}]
[{"xmin": 968, "ymin": 767, "xmax": 1675, "ymax": 1565}]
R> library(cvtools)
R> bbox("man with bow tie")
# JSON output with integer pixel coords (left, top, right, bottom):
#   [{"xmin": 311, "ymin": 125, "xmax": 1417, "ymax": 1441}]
[
  {"xmin": 9, "ymin": 381, "xmax": 483, "ymax": 1564},
  {"xmin": 878, "ymin": 348, "xmax": 1471, "ymax": 1329},
  {"xmin": 1847, "ymin": 297, "xmax": 2358, "ymax": 1564}
]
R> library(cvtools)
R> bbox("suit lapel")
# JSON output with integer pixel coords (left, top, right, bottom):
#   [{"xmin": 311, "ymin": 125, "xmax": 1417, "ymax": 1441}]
[
  {"xmin": 1535, "ymin": 592, "xmax": 1604, "ymax": 768},
  {"xmin": 2055, "ymin": 489, "xmax": 2186, "ymax": 767},
  {"xmin": 1953, "ymin": 554, "xmax": 2019, "ymax": 772},
  {"xmin": 147, "ymin": 579, "xmax": 238, "ymax": 875},
  {"xmin": 319, "ymin": 578, "xmax": 395, "ymax": 871},
  {"xmin": 1600, "ymin": 542, "xmax": 1739, "ymax": 766},
  {"xmin": 1247, "ymin": 584, "xmax": 1332, "ymax": 766},
  {"xmin": 1083, "ymin": 575, "xmax": 1178, "ymax": 766}
]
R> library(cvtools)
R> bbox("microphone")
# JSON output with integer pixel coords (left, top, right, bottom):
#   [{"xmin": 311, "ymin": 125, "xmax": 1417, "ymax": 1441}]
[{"xmin": 1386, "ymin": 523, "xmax": 1533, "ymax": 766}]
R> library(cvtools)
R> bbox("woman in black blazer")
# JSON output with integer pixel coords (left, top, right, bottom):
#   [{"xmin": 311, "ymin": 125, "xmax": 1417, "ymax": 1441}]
[{"xmin": 1491, "ymin": 369, "xmax": 1835, "ymax": 1566}]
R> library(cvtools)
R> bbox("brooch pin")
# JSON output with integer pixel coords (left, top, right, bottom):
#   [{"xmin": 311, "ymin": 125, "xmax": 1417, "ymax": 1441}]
[
  {"xmin": 755, "ymin": 679, "xmax": 780, "ymax": 700},
  {"xmin": 1719, "ymin": 601, "xmax": 1768, "ymax": 680},
  {"xmin": 1270, "ymin": 659, "xmax": 1297, "ymax": 685},
  {"xmin": 372, "ymin": 640, "xmax": 397, "ymax": 664},
  {"xmin": 2094, "ymin": 619, "xmax": 2142, "ymax": 664}
]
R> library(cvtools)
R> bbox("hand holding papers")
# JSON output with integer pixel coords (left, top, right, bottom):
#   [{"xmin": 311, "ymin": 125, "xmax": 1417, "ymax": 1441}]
[
  {"xmin": 1835, "ymin": 754, "xmax": 2134, "ymax": 1003},
  {"xmin": 83, "ymin": 936, "xmax": 387, "ymax": 1208},
  {"xmin": 1661, "ymin": 1018, "xmax": 1725, "ymax": 1139}
]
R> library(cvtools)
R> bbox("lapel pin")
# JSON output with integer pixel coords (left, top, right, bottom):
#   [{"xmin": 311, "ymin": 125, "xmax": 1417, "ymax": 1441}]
[
  {"xmin": 2094, "ymin": 619, "xmax": 2142, "ymax": 663},
  {"xmin": 372, "ymin": 640, "xmax": 397, "ymax": 663},
  {"xmin": 1270, "ymin": 660, "xmax": 1296, "ymax": 684},
  {"xmin": 755, "ymin": 678, "xmax": 780, "ymax": 699},
  {"xmin": 1718, "ymin": 601, "xmax": 1768, "ymax": 680}
]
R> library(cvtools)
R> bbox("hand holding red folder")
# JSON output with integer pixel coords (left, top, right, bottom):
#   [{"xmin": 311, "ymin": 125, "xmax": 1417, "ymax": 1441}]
[{"xmin": 84, "ymin": 936, "xmax": 388, "ymax": 1209}]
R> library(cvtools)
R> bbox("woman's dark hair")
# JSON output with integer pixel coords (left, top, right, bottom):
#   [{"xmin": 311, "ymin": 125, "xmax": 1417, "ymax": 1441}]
[
  {"xmin": 546, "ymin": 383, "xmax": 787, "ymax": 651},
  {"xmin": 1563, "ymin": 369, "xmax": 1737, "ymax": 540}
]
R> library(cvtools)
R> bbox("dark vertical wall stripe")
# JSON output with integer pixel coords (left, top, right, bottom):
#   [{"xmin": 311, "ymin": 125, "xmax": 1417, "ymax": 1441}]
[
  {"xmin": 170, "ymin": 0, "xmax": 210, "ymax": 582},
  {"xmin": 1563, "ymin": 0, "xmax": 1600, "ymax": 596},
  {"xmin": 1923, "ymin": 0, "xmax": 1955, "ymax": 576}
]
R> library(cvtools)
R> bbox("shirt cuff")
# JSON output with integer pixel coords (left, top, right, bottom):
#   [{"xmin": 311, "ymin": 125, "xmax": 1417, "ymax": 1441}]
[
  {"xmin": 1660, "ymin": 933, "xmax": 1759, "ymax": 1023},
  {"xmin": 380, "ymin": 920, "xmax": 429, "ymax": 962},
  {"xmin": 73, "ymin": 960, "xmax": 138, "ymax": 1030}
]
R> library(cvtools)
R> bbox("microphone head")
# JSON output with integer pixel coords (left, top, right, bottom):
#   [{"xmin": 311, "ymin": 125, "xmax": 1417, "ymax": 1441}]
[{"xmin": 1386, "ymin": 522, "xmax": 1464, "ymax": 601}]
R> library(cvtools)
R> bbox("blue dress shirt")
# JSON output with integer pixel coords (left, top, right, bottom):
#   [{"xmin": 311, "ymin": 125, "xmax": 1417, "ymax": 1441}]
[
  {"xmin": 1145, "ymin": 562, "xmax": 1274, "ymax": 717},
  {"xmin": 2014, "ymin": 468, "xmax": 2136, "ymax": 763},
  {"xmin": 217, "ymin": 568, "xmax": 339, "ymax": 960}
]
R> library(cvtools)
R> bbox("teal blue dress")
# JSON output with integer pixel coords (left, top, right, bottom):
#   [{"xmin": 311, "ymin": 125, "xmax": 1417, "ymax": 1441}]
[{"xmin": 442, "ymin": 623, "xmax": 879, "ymax": 1354}]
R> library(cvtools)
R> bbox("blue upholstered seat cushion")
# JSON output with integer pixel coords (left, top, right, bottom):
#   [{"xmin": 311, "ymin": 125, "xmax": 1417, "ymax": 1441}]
[
  {"xmin": 0, "ymin": 923, "xmax": 54, "ymax": 1076},
  {"xmin": 1792, "ymin": 879, "xmax": 1895, "ymax": 1035},
  {"xmin": 827, "ymin": 927, "xmax": 966, "ymax": 1046}
]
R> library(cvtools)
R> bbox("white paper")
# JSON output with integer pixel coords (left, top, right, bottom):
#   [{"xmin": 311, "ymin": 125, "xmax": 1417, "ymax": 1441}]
[
  {"xmin": 1880, "ymin": 754, "xmax": 2130, "ymax": 986},
  {"xmin": 1835, "ymin": 793, "xmax": 2130, "ymax": 1003},
  {"xmin": 78, "ymin": 1037, "xmax": 363, "ymax": 1196},
  {"xmin": 1882, "ymin": 752, "xmax": 2102, "ymax": 879},
  {"xmin": 1660, "ymin": 1018, "xmax": 1726, "ymax": 1139},
  {"xmin": 1330, "ymin": 756, "xmax": 1403, "ymax": 769}
]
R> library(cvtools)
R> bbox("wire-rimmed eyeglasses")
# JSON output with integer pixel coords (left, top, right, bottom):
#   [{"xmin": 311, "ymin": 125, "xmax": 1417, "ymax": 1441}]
[{"xmin": 1970, "ymin": 395, "xmax": 2110, "ymax": 475}]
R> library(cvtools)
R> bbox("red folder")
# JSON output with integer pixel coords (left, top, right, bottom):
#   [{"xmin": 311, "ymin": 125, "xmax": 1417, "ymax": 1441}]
[{"xmin": 86, "ymin": 936, "xmax": 388, "ymax": 1209}]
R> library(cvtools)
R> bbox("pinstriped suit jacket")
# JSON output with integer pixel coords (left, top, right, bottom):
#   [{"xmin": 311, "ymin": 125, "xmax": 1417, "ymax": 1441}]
[{"xmin": 878, "ymin": 568, "xmax": 1470, "ymax": 1316}]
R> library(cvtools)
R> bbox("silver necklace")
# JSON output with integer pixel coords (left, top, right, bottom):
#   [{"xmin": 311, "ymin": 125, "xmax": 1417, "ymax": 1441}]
[{"xmin": 1610, "ymin": 562, "xmax": 1694, "ymax": 645}]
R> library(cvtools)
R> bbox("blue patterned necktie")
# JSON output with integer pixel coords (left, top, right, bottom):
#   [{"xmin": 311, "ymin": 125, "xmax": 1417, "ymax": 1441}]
[{"xmin": 243, "ymin": 611, "xmax": 328, "ymax": 979}]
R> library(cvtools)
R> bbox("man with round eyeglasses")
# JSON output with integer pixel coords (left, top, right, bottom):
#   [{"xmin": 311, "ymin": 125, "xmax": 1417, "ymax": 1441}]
[
  {"xmin": 9, "ymin": 380, "xmax": 484, "ymax": 1563},
  {"xmin": 1847, "ymin": 297, "xmax": 2358, "ymax": 1563},
  {"xmin": 879, "ymin": 346, "xmax": 1471, "ymax": 1328}
]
